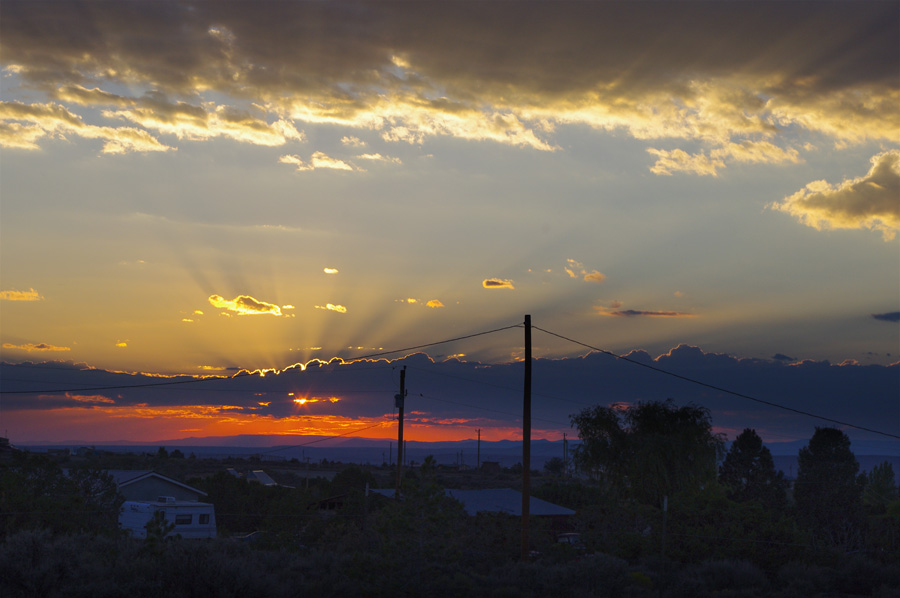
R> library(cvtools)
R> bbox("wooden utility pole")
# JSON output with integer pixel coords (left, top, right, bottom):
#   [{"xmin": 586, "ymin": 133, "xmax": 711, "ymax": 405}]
[
  {"xmin": 395, "ymin": 366, "xmax": 406, "ymax": 496},
  {"xmin": 476, "ymin": 428, "xmax": 481, "ymax": 469},
  {"xmin": 521, "ymin": 314, "xmax": 532, "ymax": 560}
]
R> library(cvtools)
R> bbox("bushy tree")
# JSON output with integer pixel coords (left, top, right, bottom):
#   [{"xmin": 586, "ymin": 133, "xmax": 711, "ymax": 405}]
[
  {"xmin": 571, "ymin": 399, "xmax": 724, "ymax": 506},
  {"xmin": 719, "ymin": 428, "xmax": 788, "ymax": 510},
  {"xmin": 863, "ymin": 461, "xmax": 897, "ymax": 513},
  {"xmin": 794, "ymin": 427, "xmax": 864, "ymax": 549},
  {"xmin": 0, "ymin": 453, "xmax": 121, "ymax": 537},
  {"xmin": 543, "ymin": 457, "xmax": 566, "ymax": 476}
]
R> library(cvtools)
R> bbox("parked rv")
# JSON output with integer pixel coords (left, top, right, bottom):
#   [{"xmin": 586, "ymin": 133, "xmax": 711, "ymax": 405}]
[{"xmin": 119, "ymin": 496, "xmax": 217, "ymax": 539}]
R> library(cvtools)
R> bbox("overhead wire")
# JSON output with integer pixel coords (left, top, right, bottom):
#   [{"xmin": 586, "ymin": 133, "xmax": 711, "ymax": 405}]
[
  {"xmin": 0, "ymin": 323, "xmax": 523, "ymax": 395},
  {"xmin": 532, "ymin": 325, "xmax": 900, "ymax": 440}
]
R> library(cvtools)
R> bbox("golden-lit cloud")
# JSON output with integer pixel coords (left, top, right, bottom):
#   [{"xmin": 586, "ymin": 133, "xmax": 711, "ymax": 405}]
[
  {"xmin": 426, "ymin": 299, "xmax": 444, "ymax": 308},
  {"xmin": 482, "ymin": 278, "xmax": 514, "ymax": 289},
  {"xmin": 647, "ymin": 148, "xmax": 723, "ymax": 177},
  {"xmin": 208, "ymin": 294, "xmax": 283, "ymax": 316},
  {"xmin": 2, "ymin": 342, "xmax": 71, "ymax": 352},
  {"xmin": 356, "ymin": 153, "xmax": 402, "ymax": 164},
  {"xmin": 341, "ymin": 135, "xmax": 366, "ymax": 147},
  {"xmin": 315, "ymin": 303, "xmax": 348, "ymax": 313},
  {"xmin": 565, "ymin": 259, "xmax": 606, "ymax": 283},
  {"xmin": 65, "ymin": 393, "xmax": 115, "ymax": 405},
  {"xmin": 115, "ymin": 340, "xmax": 128, "ymax": 348},
  {"xmin": 770, "ymin": 150, "xmax": 900, "ymax": 241},
  {"xmin": 104, "ymin": 98, "xmax": 303, "ymax": 147},
  {"xmin": 279, "ymin": 152, "xmax": 356, "ymax": 172},
  {"xmin": 649, "ymin": 141, "xmax": 802, "ymax": 176},
  {"xmin": 323, "ymin": 267, "xmax": 339, "ymax": 274},
  {"xmin": 0, "ymin": 288, "xmax": 43, "ymax": 301},
  {"xmin": 0, "ymin": 101, "xmax": 172, "ymax": 153},
  {"xmin": 2, "ymin": 4, "xmax": 896, "ymax": 169}
]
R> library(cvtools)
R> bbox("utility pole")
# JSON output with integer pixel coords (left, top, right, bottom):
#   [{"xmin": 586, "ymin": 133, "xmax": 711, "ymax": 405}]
[
  {"xmin": 563, "ymin": 432, "xmax": 568, "ymax": 479},
  {"xmin": 521, "ymin": 314, "xmax": 532, "ymax": 561},
  {"xmin": 477, "ymin": 428, "xmax": 481, "ymax": 469},
  {"xmin": 395, "ymin": 366, "xmax": 407, "ymax": 496}
]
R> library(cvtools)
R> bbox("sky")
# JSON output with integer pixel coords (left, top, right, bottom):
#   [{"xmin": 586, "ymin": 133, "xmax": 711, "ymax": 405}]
[{"xmin": 1, "ymin": 1, "xmax": 898, "ymax": 448}]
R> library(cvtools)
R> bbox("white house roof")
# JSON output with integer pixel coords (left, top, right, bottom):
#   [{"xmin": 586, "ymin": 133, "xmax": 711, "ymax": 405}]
[
  {"xmin": 371, "ymin": 488, "xmax": 575, "ymax": 517},
  {"xmin": 246, "ymin": 470, "xmax": 278, "ymax": 486},
  {"xmin": 105, "ymin": 470, "xmax": 207, "ymax": 497}
]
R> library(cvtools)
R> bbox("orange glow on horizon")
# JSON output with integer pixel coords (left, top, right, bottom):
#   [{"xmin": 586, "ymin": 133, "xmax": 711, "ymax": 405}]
[{"xmin": 5, "ymin": 403, "xmax": 565, "ymax": 444}]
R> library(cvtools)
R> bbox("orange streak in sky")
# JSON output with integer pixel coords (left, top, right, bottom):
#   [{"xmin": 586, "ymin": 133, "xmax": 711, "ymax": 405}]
[{"xmin": 4, "ymin": 404, "xmax": 561, "ymax": 444}]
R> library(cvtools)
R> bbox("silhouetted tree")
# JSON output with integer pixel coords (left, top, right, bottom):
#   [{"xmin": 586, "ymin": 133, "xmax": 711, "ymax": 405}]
[
  {"xmin": 572, "ymin": 399, "xmax": 724, "ymax": 505},
  {"xmin": 719, "ymin": 428, "xmax": 788, "ymax": 510},
  {"xmin": 544, "ymin": 457, "xmax": 566, "ymax": 476},
  {"xmin": 794, "ymin": 427, "xmax": 864, "ymax": 549},
  {"xmin": 863, "ymin": 461, "xmax": 897, "ymax": 513}
]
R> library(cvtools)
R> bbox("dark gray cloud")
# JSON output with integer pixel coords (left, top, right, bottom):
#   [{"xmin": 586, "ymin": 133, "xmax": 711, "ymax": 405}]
[
  {"xmin": 3, "ymin": 344, "xmax": 897, "ymax": 443},
  {"xmin": 3, "ymin": 1, "xmax": 894, "ymax": 97},
  {"xmin": 872, "ymin": 312, "xmax": 900, "ymax": 322}
]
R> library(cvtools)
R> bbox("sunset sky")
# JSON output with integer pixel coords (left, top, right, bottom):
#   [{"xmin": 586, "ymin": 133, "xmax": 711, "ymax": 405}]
[{"xmin": 1, "ymin": 1, "xmax": 897, "ymax": 447}]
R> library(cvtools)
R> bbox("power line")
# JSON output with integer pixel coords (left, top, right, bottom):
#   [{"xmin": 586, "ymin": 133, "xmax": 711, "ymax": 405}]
[
  {"xmin": 412, "ymin": 392, "xmax": 570, "ymax": 428},
  {"xmin": 0, "ymin": 323, "xmax": 522, "ymax": 396},
  {"xmin": 532, "ymin": 325, "xmax": 900, "ymax": 440}
]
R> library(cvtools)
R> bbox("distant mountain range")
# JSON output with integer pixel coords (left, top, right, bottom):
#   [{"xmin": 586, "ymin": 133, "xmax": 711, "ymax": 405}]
[{"xmin": 17, "ymin": 434, "xmax": 900, "ymax": 475}]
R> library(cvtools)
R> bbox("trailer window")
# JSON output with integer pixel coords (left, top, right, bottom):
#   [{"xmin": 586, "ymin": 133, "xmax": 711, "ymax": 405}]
[
  {"xmin": 199, "ymin": 514, "xmax": 210, "ymax": 525},
  {"xmin": 175, "ymin": 514, "xmax": 192, "ymax": 525}
]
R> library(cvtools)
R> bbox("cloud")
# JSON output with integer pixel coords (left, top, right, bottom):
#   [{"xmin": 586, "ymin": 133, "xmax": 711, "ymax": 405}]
[
  {"xmin": 356, "ymin": 153, "xmax": 402, "ymax": 164},
  {"xmin": 2, "ymin": 347, "xmax": 896, "ymax": 445},
  {"xmin": 482, "ymin": 278, "xmax": 514, "ymax": 290},
  {"xmin": 772, "ymin": 353, "xmax": 796, "ymax": 362},
  {"xmin": 341, "ymin": 136, "xmax": 366, "ymax": 147},
  {"xmin": 208, "ymin": 294, "xmax": 283, "ymax": 316},
  {"xmin": 872, "ymin": 312, "xmax": 900, "ymax": 323},
  {"xmin": 324, "ymin": 267, "xmax": 339, "ymax": 274},
  {"xmin": 0, "ymin": 288, "xmax": 43, "ymax": 301},
  {"xmin": 0, "ymin": 101, "xmax": 173, "ymax": 153},
  {"xmin": 2, "ymin": 342, "xmax": 71, "ymax": 352},
  {"xmin": 115, "ymin": 341, "xmax": 128, "ymax": 348},
  {"xmin": 565, "ymin": 259, "xmax": 606, "ymax": 283},
  {"xmin": 315, "ymin": 303, "xmax": 348, "ymax": 313},
  {"xmin": 769, "ymin": 151, "xmax": 900, "ymax": 241},
  {"xmin": 426, "ymin": 299, "xmax": 444, "ymax": 308},
  {"xmin": 279, "ymin": 152, "xmax": 357, "ymax": 172},
  {"xmin": 594, "ymin": 304, "xmax": 694, "ymax": 318},
  {"xmin": 3, "ymin": 3, "xmax": 895, "ymax": 167},
  {"xmin": 648, "ymin": 141, "xmax": 802, "ymax": 176},
  {"xmin": 648, "ymin": 148, "xmax": 723, "ymax": 176}
]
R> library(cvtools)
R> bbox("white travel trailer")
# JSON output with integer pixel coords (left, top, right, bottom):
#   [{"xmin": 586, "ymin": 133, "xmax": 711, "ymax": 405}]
[{"xmin": 119, "ymin": 496, "xmax": 217, "ymax": 539}]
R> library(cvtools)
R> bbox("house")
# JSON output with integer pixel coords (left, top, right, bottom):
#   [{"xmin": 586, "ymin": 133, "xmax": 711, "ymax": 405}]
[
  {"xmin": 106, "ymin": 470, "xmax": 207, "ymax": 502},
  {"xmin": 119, "ymin": 497, "xmax": 216, "ymax": 539},
  {"xmin": 246, "ymin": 470, "xmax": 278, "ymax": 486},
  {"xmin": 371, "ymin": 487, "xmax": 575, "ymax": 517}
]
